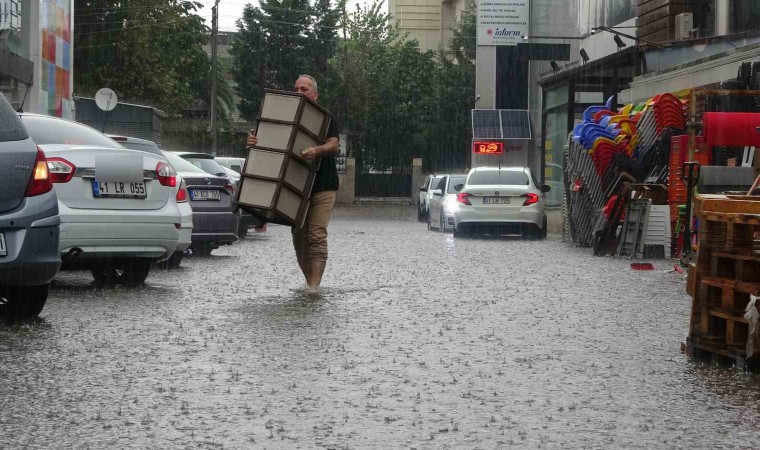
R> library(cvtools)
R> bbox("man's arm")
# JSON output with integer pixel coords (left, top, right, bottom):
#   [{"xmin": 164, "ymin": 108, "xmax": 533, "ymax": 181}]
[{"xmin": 302, "ymin": 137, "xmax": 339, "ymax": 160}]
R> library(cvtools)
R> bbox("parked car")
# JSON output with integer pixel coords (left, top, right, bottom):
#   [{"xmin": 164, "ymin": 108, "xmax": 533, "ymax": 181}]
[
  {"xmin": 175, "ymin": 151, "xmax": 261, "ymax": 238},
  {"xmin": 453, "ymin": 166, "xmax": 550, "ymax": 239},
  {"xmin": 20, "ymin": 114, "xmax": 182, "ymax": 286},
  {"xmin": 215, "ymin": 156, "xmax": 246, "ymax": 174},
  {"xmin": 418, "ymin": 174, "xmax": 443, "ymax": 221},
  {"xmin": 162, "ymin": 151, "xmax": 239, "ymax": 256},
  {"xmin": 0, "ymin": 95, "xmax": 60, "ymax": 319},
  {"xmin": 427, "ymin": 174, "xmax": 467, "ymax": 232},
  {"xmin": 106, "ymin": 135, "xmax": 192, "ymax": 267}
]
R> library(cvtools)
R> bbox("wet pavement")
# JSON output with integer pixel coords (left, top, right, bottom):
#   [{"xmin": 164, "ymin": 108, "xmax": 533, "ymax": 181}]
[{"xmin": 1, "ymin": 206, "xmax": 759, "ymax": 448}]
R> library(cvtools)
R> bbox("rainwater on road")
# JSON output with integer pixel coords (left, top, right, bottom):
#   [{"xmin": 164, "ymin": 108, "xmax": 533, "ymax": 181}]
[{"xmin": 1, "ymin": 206, "xmax": 759, "ymax": 448}]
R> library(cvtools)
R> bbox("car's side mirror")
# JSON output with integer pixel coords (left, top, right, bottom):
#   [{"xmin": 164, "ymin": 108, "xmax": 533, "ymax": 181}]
[
  {"xmin": 420, "ymin": 187, "xmax": 428, "ymax": 192},
  {"xmin": 432, "ymin": 189, "xmax": 443, "ymax": 196},
  {"xmin": 541, "ymin": 184, "xmax": 551, "ymax": 194}
]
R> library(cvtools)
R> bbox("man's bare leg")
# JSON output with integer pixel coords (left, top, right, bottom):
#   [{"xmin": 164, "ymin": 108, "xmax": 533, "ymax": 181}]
[{"xmin": 307, "ymin": 261, "xmax": 326, "ymax": 288}]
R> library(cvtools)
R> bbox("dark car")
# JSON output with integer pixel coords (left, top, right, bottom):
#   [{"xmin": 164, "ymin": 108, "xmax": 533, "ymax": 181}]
[
  {"xmin": 0, "ymin": 94, "xmax": 60, "ymax": 319},
  {"xmin": 162, "ymin": 151, "xmax": 238, "ymax": 256},
  {"xmin": 173, "ymin": 151, "xmax": 261, "ymax": 238}
]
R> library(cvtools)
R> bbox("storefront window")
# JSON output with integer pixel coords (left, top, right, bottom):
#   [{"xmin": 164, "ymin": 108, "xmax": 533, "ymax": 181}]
[
  {"xmin": 543, "ymin": 85, "xmax": 569, "ymax": 208},
  {"xmin": 731, "ymin": 0, "xmax": 760, "ymax": 34},
  {"xmin": 0, "ymin": 0, "xmax": 29, "ymax": 59}
]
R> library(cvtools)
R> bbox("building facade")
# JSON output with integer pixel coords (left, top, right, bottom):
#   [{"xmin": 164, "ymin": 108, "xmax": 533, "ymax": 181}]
[
  {"xmin": 389, "ymin": 0, "xmax": 467, "ymax": 53},
  {"xmin": 0, "ymin": 0, "xmax": 74, "ymax": 117}
]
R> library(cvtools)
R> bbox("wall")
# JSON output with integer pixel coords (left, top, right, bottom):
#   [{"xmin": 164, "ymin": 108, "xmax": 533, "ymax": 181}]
[{"xmin": 390, "ymin": 0, "xmax": 443, "ymax": 52}]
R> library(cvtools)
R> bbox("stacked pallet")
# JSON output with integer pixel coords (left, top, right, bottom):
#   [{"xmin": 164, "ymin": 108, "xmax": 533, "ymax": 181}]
[{"xmin": 684, "ymin": 194, "xmax": 760, "ymax": 371}]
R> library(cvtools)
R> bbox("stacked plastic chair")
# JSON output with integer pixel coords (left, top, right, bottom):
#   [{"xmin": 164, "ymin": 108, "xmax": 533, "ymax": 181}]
[{"xmin": 565, "ymin": 92, "xmax": 689, "ymax": 250}]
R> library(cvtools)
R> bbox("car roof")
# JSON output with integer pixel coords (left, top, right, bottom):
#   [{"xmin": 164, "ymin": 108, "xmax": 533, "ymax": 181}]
[
  {"xmin": 470, "ymin": 166, "xmax": 528, "ymax": 172},
  {"xmin": 172, "ymin": 151, "xmax": 215, "ymax": 159}
]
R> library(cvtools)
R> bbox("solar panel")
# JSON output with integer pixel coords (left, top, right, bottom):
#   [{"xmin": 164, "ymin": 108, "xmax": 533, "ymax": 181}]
[
  {"xmin": 472, "ymin": 109, "xmax": 532, "ymax": 140},
  {"xmin": 472, "ymin": 110, "xmax": 502, "ymax": 139},
  {"xmin": 500, "ymin": 110, "xmax": 531, "ymax": 139}
]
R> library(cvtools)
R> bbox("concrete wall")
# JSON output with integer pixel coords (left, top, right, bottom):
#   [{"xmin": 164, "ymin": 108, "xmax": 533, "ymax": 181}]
[
  {"xmin": 336, "ymin": 157, "xmax": 356, "ymax": 205},
  {"xmin": 411, "ymin": 158, "xmax": 424, "ymax": 206}
]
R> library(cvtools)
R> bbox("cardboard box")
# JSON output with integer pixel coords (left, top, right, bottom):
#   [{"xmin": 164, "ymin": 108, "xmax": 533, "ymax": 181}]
[{"xmin": 235, "ymin": 90, "xmax": 331, "ymax": 227}]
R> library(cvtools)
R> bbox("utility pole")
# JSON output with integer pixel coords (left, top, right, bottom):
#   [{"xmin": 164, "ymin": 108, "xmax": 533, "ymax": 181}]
[{"xmin": 210, "ymin": 0, "xmax": 220, "ymax": 156}]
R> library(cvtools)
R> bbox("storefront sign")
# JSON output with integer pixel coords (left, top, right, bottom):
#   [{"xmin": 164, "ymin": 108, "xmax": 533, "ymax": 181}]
[
  {"xmin": 473, "ymin": 141, "xmax": 504, "ymax": 155},
  {"xmin": 477, "ymin": 0, "xmax": 530, "ymax": 46}
]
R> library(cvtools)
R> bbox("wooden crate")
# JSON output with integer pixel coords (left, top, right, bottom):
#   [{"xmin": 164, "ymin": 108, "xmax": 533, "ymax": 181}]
[{"xmin": 685, "ymin": 195, "xmax": 760, "ymax": 370}]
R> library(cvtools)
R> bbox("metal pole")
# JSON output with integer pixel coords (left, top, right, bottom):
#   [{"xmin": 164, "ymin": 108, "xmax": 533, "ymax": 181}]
[{"xmin": 210, "ymin": 0, "xmax": 220, "ymax": 157}]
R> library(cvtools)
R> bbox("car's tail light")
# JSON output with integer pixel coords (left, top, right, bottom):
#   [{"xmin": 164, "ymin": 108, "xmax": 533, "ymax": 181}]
[
  {"xmin": 26, "ymin": 148, "xmax": 53, "ymax": 197},
  {"xmin": 224, "ymin": 182, "xmax": 235, "ymax": 196},
  {"xmin": 523, "ymin": 193, "xmax": 539, "ymax": 206},
  {"xmin": 456, "ymin": 192, "xmax": 471, "ymax": 205},
  {"xmin": 176, "ymin": 180, "xmax": 188, "ymax": 202},
  {"xmin": 156, "ymin": 162, "xmax": 177, "ymax": 187},
  {"xmin": 46, "ymin": 157, "xmax": 76, "ymax": 184}
]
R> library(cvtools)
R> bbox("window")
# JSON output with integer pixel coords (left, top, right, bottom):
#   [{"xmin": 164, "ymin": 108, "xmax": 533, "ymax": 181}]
[
  {"xmin": 447, "ymin": 176, "xmax": 467, "ymax": 193},
  {"xmin": 21, "ymin": 115, "xmax": 122, "ymax": 148},
  {"xmin": 467, "ymin": 170, "xmax": 529, "ymax": 186}
]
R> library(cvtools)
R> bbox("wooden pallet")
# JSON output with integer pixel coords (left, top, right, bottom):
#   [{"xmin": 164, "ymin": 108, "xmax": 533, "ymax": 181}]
[
  {"xmin": 686, "ymin": 194, "xmax": 760, "ymax": 370},
  {"xmin": 682, "ymin": 338, "xmax": 759, "ymax": 372}
]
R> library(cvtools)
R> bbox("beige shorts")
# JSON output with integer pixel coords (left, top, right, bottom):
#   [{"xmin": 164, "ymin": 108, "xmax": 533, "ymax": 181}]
[{"xmin": 292, "ymin": 190, "xmax": 336, "ymax": 265}]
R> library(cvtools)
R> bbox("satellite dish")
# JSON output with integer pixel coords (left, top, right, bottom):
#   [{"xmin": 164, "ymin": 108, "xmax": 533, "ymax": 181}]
[{"xmin": 95, "ymin": 88, "xmax": 118, "ymax": 112}]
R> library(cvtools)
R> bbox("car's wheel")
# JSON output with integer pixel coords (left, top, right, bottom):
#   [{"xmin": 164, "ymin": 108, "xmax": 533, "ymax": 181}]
[
  {"xmin": 236, "ymin": 220, "xmax": 248, "ymax": 239},
  {"xmin": 91, "ymin": 258, "xmax": 152, "ymax": 287},
  {"xmin": 453, "ymin": 225, "xmax": 467, "ymax": 238},
  {"xmin": 439, "ymin": 211, "xmax": 445, "ymax": 232},
  {"xmin": 540, "ymin": 216, "xmax": 548, "ymax": 240},
  {"xmin": 427, "ymin": 212, "xmax": 432, "ymax": 231},
  {"xmin": 0, "ymin": 285, "xmax": 48, "ymax": 321},
  {"xmin": 417, "ymin": 204, "xmax": 425, "ymax": 222},
  {"xmin": 158, "ymin": 251, "xmax": 184, "ymax": 270},
  {"xmin": 193, "ymin": 243, "xmax": 214, "ymax": 257}
]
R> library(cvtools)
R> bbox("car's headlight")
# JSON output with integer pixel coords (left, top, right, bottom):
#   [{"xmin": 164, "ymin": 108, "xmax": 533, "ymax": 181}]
[{"xmin": 444, "ymin": 199, "xmax": 459, "ymax": 213}]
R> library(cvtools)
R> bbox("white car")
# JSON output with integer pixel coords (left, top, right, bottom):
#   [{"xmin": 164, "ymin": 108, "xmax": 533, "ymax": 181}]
[
  {"xmin": 107, "ymin": 135, "xmax": 192, "ymax": 269},
  {"xmin": 20, "ymin": 114, "xmax": 183, "ymax": 286},
  {"xmin": 453, "ymin": 166, "xmax": 550, "ymax": 239},
  {"xmin": 418, "ymin": 174, "xmax": 444, "ymax": 221},
  {"xmin": 427, "ymin": 174, "xmax": 467, "ymax": 232},
  {"xmin": 215, "ymin": 157, "xmax": 246, "ymax": 174}
]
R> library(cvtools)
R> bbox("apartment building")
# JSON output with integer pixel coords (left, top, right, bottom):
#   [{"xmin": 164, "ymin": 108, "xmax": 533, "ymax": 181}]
[{"xmin": 389, "ymin": 0, "xmax": 467, "ymax": 53}]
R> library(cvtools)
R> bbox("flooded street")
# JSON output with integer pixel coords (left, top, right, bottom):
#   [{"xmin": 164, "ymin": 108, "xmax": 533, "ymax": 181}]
[{"xmin": 1, "ymin": 206, "xmax": 759, "ymax": 448}]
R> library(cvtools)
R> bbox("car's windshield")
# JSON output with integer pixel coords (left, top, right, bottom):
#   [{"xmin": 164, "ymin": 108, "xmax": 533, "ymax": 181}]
[
  {"xmin": 21, "ymin": 115, "xmax": 123, "ymax": 148},
  {"xmin": 163, "ymin": 151, "xmax": 208, "ymax": 174},
  {"xmin": 186, "ymin": 157, "xmax": 227, "ymax": 176},
  {"xmin": 467, "ymin": 171, "xmax": 529, "ymax": 186},
  {"xmin": 447, "ymin": 176, "xmax": 467, "ymax": 194}
]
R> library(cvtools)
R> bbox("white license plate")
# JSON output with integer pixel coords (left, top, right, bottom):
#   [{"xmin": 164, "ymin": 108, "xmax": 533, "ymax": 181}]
[
  {"xmin": 191, "ymin": 189, "xmax": 221, "ymax": 201},
  {"xmin": 0, "ymin": 232, "xmax": 6, "ymax": 257},
  {"xmin": 93, "ymin": 181, "xmax": 147, "ymax": 199},
  {"xmin": 483, "ymin": 197, "xmax": 510, "ymax": 204}
]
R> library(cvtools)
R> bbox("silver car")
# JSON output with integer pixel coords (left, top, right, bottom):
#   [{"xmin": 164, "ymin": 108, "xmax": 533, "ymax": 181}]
[
  {"xmin": 427, "ymin": 174, "xmax": 467, "ymax": 232},
  {"xmin": 418, "ymin": 174, "xmax": 444, "ymax": 221},
  {"xmin": 0, "ymin": 94, "xmax": 60, "ymax": 319},
  {"xmin": 453, "ymin": 167, "xmax": 550, "ymax": 239}
]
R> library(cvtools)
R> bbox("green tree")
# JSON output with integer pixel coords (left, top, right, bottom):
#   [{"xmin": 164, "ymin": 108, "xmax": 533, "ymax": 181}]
[
  {"xmin": 231, "ymin": 0, "xmax": 341, "ymax": 120},
  {"xmin": 74, "ymin": 0, "xmax": 217, "ymax": 114}
]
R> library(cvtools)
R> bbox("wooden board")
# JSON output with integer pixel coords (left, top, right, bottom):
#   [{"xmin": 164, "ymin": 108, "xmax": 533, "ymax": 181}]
[{"xmin": 694, "ymin": 194, "xmax": 760, "ymax": 215}]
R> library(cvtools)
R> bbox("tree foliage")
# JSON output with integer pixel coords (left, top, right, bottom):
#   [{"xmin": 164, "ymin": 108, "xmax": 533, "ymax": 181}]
[
  {"xmin": 74, "ymin": 0, "xmax": 225, "ymax": 115},
  {"xmin": 232, "ymin": 0, "xmax": 475, "ymax": 172}
]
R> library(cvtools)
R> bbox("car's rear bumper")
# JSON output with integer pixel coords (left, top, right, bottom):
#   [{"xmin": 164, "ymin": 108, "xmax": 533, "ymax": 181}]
[
  {"xmin": 191, "ymin": 212, "xmax": 239, "ymax": 245},
  {"xmin": 0, "ymin": 193, "xmax": 61, "ymax": 287},
  {"xmin": 58, "ymin": 203, "xmax": 182, "ymax": 260},
  {"xmin": 0, "ymin": 221, "xmax": 61, "ymax": 286},
  {"xmin": 455, "ymin": 207, "xmax": 543, "ymax": 228}
]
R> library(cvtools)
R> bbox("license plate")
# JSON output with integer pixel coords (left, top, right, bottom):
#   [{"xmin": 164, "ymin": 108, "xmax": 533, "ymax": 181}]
[
  {"xmin": 483, "ymin": 197, "xmax": 510, "ymax": 204},
  {"xmin": 93, "ymin": 181, "xmax": 147, "ymax": 199},
  {"xmin": 191, "ymin": 189, "xmax": 221, "ymax": 201},
  {"xmin": 0, "ymin": 232, "xmax": 6, "ymax": 257}
]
